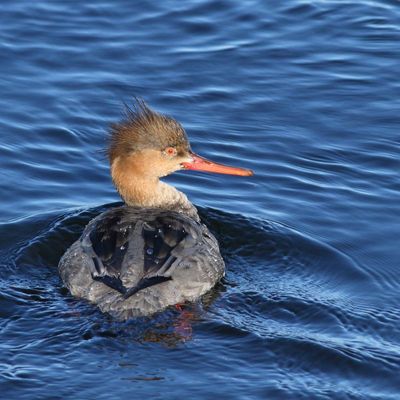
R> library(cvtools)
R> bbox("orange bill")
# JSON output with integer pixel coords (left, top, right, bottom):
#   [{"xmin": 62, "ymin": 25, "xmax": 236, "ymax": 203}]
[{"xmin": 182, "ymin": 152, "xmax": 253, "ymax": 176}]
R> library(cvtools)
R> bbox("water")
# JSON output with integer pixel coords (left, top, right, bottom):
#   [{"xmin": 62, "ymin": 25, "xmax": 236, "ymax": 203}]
[{"xmin": 1, "ymin": 1, "xmax": 399, "ymax": 398}]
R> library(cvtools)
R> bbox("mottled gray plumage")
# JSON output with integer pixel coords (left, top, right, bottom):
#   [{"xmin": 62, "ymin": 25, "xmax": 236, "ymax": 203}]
[
  {"xmin": 58, "ymin": 100, "xmax": 251, "ymax": 319},
  {"xmin": 59, "ymin": 206, "xmax": 224, "ymax": 320}
]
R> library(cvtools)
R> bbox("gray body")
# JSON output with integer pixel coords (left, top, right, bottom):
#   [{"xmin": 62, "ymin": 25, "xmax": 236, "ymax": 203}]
[{"xmin": 58, "ymin": 206, "xmax": 225, "ymax": 320}]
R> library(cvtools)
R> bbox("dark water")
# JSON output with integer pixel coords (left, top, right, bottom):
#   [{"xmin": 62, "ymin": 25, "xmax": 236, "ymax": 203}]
[{"xmin": 1, "ymin": 1, "xmax": 399, "ymax": 398}]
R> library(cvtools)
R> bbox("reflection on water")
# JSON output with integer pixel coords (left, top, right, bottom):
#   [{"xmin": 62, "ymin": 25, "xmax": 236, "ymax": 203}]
[{"xmin": 1, "ymin": 0, "xmax": 400, "ymax": 398}]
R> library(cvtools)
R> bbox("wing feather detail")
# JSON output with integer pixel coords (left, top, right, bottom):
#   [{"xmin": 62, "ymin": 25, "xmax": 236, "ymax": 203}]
[{"xmin": 81, "ymin": 207, "xmax": 196, "ymax": 297}]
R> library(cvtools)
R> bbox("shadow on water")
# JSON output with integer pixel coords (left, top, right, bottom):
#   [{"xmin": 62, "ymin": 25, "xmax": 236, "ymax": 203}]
[
  {"xmin": 0, "ymin": 203, "xmax": 364, "ymax": 345},
  {"xmin": 1, "ymin": 204, "xmax": 399, "ymax": 397},
  {"xmin": 1, "ymin": 0, "xmax": 400, "ymax": 396}
]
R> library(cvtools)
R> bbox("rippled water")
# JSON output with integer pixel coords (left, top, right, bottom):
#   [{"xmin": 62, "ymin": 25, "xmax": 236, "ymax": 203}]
[{"xmin": 1, "ymin": 1, "xmax": 400, "ymax": 399}]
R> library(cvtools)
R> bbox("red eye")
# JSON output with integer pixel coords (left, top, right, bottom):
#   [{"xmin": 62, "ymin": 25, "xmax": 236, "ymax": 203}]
[{"xmin": 165, "ymin": 147, "xmax": 177, "ymax": 156}]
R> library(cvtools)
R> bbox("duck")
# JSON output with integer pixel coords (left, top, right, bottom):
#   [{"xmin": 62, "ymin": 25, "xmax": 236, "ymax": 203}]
[{"xmin": 58, "ymin": 100, "xmax": 253, "ymax": 320}]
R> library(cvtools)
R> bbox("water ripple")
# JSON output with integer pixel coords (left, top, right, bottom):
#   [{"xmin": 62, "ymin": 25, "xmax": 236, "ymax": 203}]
[{"xmin": 1, "ymin": 0, "xmax": 400, "ymax": 398}]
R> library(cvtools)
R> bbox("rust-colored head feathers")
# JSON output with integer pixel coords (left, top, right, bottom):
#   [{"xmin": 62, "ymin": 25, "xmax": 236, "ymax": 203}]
[
  {"xmin": 109, "ymin": 99, "xmax": 190, "ymax": 164},
  {"xmin": 108, "ymin": 99, "xmax": 253, "ymax": 207}
]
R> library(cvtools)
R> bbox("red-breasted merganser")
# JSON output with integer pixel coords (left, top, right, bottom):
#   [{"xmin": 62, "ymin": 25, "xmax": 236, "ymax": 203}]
[{"xmin": 59, "ymin": 100, "xmax": 253, "ymax": 320}]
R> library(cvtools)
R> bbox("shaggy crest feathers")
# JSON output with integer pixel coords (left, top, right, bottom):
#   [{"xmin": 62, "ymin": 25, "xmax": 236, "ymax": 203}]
[{"xmin": 109, "ymin": 99, "xmax": 190, "ymax": 163}]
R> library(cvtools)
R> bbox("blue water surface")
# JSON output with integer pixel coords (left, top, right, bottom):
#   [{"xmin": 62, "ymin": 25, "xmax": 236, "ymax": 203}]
[{"xmin": 0, "ymin": 1, "xmax": 399, "ymax": 399}]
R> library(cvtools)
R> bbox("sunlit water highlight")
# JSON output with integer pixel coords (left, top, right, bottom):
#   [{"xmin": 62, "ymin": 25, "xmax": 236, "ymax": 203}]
[{"xmin": 0, "ymin": 1, "xmax": 399, "ymax": 399}]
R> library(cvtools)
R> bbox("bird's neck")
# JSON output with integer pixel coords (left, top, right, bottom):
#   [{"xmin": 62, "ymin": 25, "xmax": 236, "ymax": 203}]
[{"xmin": 110, "ymin": 156, "xmax": 199, "ymax": 220}]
